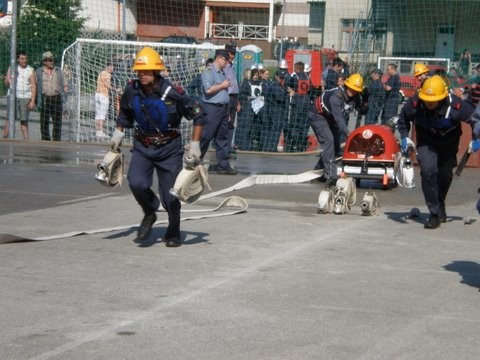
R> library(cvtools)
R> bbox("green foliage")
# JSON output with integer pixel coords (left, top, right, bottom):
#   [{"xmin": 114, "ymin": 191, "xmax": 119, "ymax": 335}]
[{"xmin": 16, "ymin": 0, "xmax": 86, "ymax": 68}]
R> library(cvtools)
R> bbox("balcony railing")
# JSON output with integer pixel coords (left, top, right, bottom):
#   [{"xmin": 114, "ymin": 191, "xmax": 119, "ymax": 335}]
[{"xmin": 210, "ymin": 23, "xmax": 270, "ymax": 41}]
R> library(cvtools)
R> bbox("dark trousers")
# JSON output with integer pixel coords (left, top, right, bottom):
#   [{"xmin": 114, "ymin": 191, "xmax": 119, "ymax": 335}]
[
  {"xmin": 40, "ymin": 95, "xmax": 63, "ymax": 141},
  {"xmin": 416, "ymin": 138, "xmax": 459, "ymax": 216},
  {"xmin": 365, "ymin": 102, "xmax": 382, "ymax": 125},
  {"xmin": 259, "ymin": 106, "xmax": 285, "ymax": 152},
  {"xmin": 309, "ymin": 110, "xmax": 340, "ymax": 179},
  {"xmin": 200, "ymin": 103, "xmax": 231, "ymax": 169},
  {"xmin": 381, "ymin": 97, "xmax": 400, "ymax": 124},
  {"xmin": 127, "ymin": 138, "xmax": 183, "ymax": 239},
  {"xmin": 235, "ymin": 103, "xmax": 255, "ymax": 150},
  {"xmin": 284, "ymin": 102, "xmax": 309, "ymax": 152}
]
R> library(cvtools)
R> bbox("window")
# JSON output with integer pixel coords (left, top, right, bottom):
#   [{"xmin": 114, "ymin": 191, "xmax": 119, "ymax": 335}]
[
  {"xmin": 341, "ymin": 18, "xmax": 370, "ymax": 52},
  {"xmin": 309, "ymin": 1, "xmax": 325, "ymax": 34}
]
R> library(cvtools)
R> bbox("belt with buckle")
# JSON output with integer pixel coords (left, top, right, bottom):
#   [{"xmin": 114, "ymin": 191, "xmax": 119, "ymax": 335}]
[
  {"xmin": 134, "ymin": 128, "xmax": 180, "ymax": 147},
  {"xmin": 206, "ymin": 102, "xmax": 228, "ymax": 108}
]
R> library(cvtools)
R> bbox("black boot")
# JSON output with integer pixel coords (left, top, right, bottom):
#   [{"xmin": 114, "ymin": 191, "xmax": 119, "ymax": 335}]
[
  {"xmin": 439, "ymin": 205, "xmax": 447, "ymax": 223},
  {"xmin": 424, "ymin": 214, "xmax": 441, "ymax": 229},
  {"xmin": 165, "ymin": 238, "xmax": 182, "ymax": 247},
  {"xmin": 137, "ymin": 212, "xmax": 157, "ymax": 240}
]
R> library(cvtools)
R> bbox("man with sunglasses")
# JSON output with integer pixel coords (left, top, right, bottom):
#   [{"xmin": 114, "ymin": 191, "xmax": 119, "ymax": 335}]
[{"xmin": 35, "ymin": 51, "xmax": 67, "ymax": 141}]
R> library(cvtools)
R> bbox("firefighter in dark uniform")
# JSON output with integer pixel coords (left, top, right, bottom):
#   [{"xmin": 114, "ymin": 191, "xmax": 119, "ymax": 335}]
[
  {"xmin": 199, "ymin": 49, "xmax": 237, "ymax": 174},
  {"xmin": 111, "ymin": 47, "xmax": 203, "ymax": 246},
  {"xmin": 309, "ymin": 73, "xmax": 364, "ymax": 186},
  {"xmin": 397, "ymin": 75, "xmax": 480, "ymax": 229}
]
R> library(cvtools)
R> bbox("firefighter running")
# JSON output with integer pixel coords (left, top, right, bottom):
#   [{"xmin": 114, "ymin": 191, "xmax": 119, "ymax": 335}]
[{"xmin": 397, "ymin": 75, "xmax": 480, "ymax": 229}]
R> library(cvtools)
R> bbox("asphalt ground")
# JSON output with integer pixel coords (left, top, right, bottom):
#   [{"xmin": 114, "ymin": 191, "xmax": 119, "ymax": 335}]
[{"xmin": 1, "ymin": 140, "xmax": 480, "ymax": 360}]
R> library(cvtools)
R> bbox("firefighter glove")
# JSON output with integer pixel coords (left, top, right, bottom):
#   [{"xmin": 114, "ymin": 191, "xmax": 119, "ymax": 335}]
[
  {"xmin": 401, "ymin": 137, "xmax": 414, "ymax": 152},
  {"xmin": 110, "ymin": 128, "xmax": 125, "ymax": 151},
  {"xmin": 184, "ymin": 140, "xmax": 201, "ymax": 169},
  {"xmin": 469, "ymin": 139, "xmax": 480, "ymax": 152}
]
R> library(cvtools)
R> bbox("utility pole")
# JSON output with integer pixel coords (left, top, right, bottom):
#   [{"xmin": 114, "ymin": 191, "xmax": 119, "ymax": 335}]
[{"xmin": 7, "ymin": 0, "xmax": 18, "ymax": 139}]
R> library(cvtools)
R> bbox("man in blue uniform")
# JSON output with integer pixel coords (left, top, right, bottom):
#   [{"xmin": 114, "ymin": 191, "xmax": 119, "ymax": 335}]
[
  {"xmin": 397, "ymin": 75, "xmax": 480, "ymax": 229},
  {"xmin": 111, "ymin": 47, "xmax": 203, "ymax": 247},
  {"xmin": 199, "ymin": 49, "xmax": 237, "ymax": 174},
  {"xmin": 364, "ymin": 68, "xmax": 385, "ymax": 125},
  {"xmin": 381, "ymin": 63, "xmax": 401, "ymax": 124}
]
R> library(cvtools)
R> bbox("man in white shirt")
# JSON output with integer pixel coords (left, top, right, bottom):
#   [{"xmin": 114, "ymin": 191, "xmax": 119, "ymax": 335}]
[{"xmin": 4, "ymin": 51, "xmax": 37, "ymax": 139}]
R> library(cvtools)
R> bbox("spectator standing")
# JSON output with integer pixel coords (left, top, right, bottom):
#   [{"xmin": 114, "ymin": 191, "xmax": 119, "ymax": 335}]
[
  {"xmin": 459, "ymin": 49, "xmax": 471, "ymax": 77},
  {"xmin": 324, "ymin": 57, "xmax": 344, "ymax": 90},
  {"xmin": 321, "ymin": 62, "xmax": 332, "ymax": 92},
  {"xmin": 236, "ymin": 68, "xmax": 260, "ymax": 151},
  {"xmin": 95, "ymin": 62, "xmax": 114, "ymax": 139},
  {"xmin": 364, "ymin": 68, "xmax": 385, "ymax": 125},
  {"xmin": 381, "ymin": 63, "xmax": 401, "ymax": 124},
  {"xmin": 284, "ymin": 61, "xmax": 312, "ymax": 152},
  {"xmin": 4, "ymin": 51, "xmax": 36, "ymax": 139},
  {"xmin": 36, "ymin": 51, "xmax": 67, "ymax": 141},
  {"xmin": 260, "ymin": 67, "xmax": 289, "ymax": 152},
  {"xmin": 111, "ymin": 47, "xmax": 203, "ymax": 246},
  {"xmin": 468, "ymin": 64, "xmax": 480, "ymax": 106},
  {"xmin": 256, "ymin": 68, "xmax": 271, "ymax": 151},
  {"xmin": 187, "ymin": 58, "xmax": 213, "ymax": 102},
  {"xmin": 224, "ymin": 44, "xmax": 241, "ymax": 157},
  {"xmin": 198, "ymin": 49, "xmax": 237, "ymax": 174},
  {"xmin": 397, "ymin": 75, "xmax": 478, "ymax": 229}
]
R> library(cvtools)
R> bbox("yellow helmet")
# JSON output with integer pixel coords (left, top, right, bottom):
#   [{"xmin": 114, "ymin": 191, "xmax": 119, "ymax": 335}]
[
  {"xmin": 414, "ymin": 63, "xmax": 429, "ymax": 77},
  {"xmin": 418, "ymin": 75, "xmax": 449, "ymax": 102},
  {"xmin": 344, "ymin": 73, "xmax": 364, "ymax": 92},
  {"xmin": 132, "ymin": 47, "xmax": 165, "ymax": 71}
]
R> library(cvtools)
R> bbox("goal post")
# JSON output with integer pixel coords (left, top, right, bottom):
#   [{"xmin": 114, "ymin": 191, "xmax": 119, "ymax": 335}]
[
  {"xmin": 377, "ymin": 57, "xmax": 451, "ymax": 74},
  {"xmin": 377, "ymin": 56, "xmax": 451, "ymax": 101},
  {"xmin": 61, "ymin": 38, "xmax": 223, "ymax": 144}
]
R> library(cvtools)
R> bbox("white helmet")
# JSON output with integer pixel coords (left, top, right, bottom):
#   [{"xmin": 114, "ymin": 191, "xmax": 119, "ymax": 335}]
[
  {"xmin": 304, "ymin": 63, "xmax": 312, "ymax": 73},
  {"xmin": 279, "ymin": 59, "xmax": 288, "ymax": 69}
]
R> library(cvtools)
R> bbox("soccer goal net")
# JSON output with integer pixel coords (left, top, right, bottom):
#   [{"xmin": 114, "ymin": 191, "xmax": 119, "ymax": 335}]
[{"xmin": 62, "ymin": 38, "xmax": 222, "ymax": 145}]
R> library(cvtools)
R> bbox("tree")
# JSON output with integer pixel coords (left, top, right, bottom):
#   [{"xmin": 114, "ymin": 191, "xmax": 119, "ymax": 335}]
[{"xmin": 16, "ymin": 0, "xmax": 86, "ymax": 67}]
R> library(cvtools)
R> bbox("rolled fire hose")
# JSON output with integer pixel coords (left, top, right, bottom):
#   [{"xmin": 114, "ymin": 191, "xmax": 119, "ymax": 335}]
[
  {"xmin": 317, "ymin": 189, "xmax": 334, "ymax": 214},
  {"xmin": 169, "ymin": 165, "xmax": 211, "ymax": 204},
  {"xmin": 360, "ymin": 191, "xmax": 380, "ymax": 216},
  {"xmin": 0, "ymin": 170, "xmax": 324, "ymax": 243}
]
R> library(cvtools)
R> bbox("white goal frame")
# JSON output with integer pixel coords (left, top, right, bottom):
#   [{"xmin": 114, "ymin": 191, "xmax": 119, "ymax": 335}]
[
  {"xmin": 377, "ymin": 56, "xmax": 451, "ymax": 75},
  {"xmin": 61, "ymin": 38, "xmax": 222, "ymax": 144}
]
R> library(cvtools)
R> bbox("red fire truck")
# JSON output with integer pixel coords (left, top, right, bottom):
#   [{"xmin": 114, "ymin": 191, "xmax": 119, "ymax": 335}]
[{"xmin": 285, "ymin": 48, "xmax": 338, "ymax": 88}]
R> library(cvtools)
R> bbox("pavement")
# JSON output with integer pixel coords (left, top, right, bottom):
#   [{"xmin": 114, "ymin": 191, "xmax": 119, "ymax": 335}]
[{"xmin": 1, "ymin": 140, "xmax": 480, "ymax": 360}]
